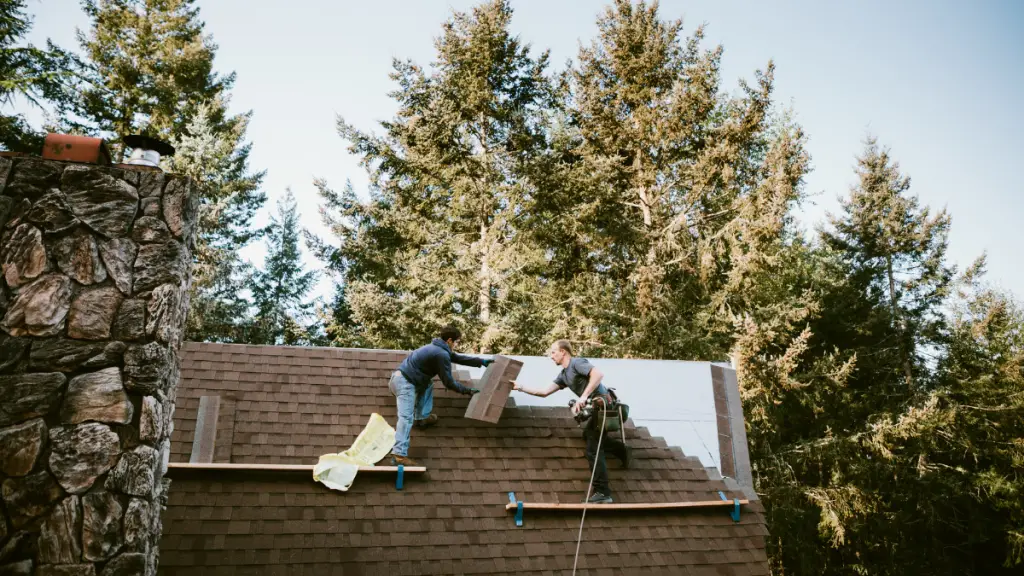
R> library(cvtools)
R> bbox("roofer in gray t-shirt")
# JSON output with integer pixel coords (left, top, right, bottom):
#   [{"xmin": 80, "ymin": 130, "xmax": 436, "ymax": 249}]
[{"xmin": 510, "ymin": 339, "xmax": 630, "ymax": 504}]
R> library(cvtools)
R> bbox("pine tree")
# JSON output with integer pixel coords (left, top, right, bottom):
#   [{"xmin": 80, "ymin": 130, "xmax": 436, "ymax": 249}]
[
  {"xmin": 839, "ymin": 262, "xmax": 1024, "ymax": 575},
  {"xmin": 0, "ymin": 0, "xmax": 74, "ymax": 151},
  {"xmin": 929, "ymin": 263, "xmax": 1024, "ymax": 570},
  {"xmin": 320, "ymin": 282, "xmax": 357, "ymax": 347},
  {"xmin": 305, "ymin": 181, "xmax": 368, "ymax": 348},
  {"xmin": 545, "ymin": 0, "xmax": 803, "ymax": 359},
  {"xmin": 821, "ymin": 137, "xmax": 952, "ymax": 388},
  {"xmin": 70, "ymin": 0, "xmax": 226, "ymax": 156},
  {"xmin": 315, "ymin": 0, "xmax": 554, "ymax": 352},
  {"xmin": 67, "ymin": 0, "xmax": 266, "ymax": 342},
  {"xmin": 743, "ymin": 141, "xmax": 978, "ymax": 575},
  {"xmin": 250, "ymin": 190, "xmax": 319, "ymax": 345},
  {"xmin": 169, "ymin": 102, "xmax": 264, "ymax": 341}
]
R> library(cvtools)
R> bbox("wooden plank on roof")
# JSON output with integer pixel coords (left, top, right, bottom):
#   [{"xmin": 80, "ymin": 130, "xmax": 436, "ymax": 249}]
[
  {"xmin": 167, "ymin": 462, "xmax": 427, "ymax": 473},
  {"xmin": 189, "ymin": 395, "xmax": 219, "ymax": 463},
  {"xmin": 504, "ymin": 499, "xmax": 750, "ymax": 511},
  {"xmin": 213, "ymin": 395, "xmax": 237, "ymax": 463}
]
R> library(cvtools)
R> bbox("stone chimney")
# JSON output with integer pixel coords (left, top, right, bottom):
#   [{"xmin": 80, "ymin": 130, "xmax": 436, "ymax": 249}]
[{"xmin": 0, "ymin": 155, "xmax": 197, "ymax": 576}]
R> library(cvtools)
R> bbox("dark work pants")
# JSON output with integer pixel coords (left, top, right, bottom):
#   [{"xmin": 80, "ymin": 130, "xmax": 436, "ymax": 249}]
[{"xmin": 583, "ymin": 426, "xmax": 628, "ymax": 496}]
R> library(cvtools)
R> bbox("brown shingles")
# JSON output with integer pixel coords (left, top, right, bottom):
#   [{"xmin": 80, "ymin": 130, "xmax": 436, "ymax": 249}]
[{"xmin": 162, "ymin": 342, "xmax": 767, "ymax": 575}]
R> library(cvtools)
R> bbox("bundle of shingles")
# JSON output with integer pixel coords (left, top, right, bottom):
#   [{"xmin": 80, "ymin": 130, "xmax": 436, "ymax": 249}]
[{"xmin": 458, "ymin": 355, "xmax": 523, "ymax": 423}]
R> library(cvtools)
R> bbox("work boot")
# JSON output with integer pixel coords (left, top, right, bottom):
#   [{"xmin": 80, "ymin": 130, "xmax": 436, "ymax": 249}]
[
  {"xmin": 587, "ymin": 492, "xmax": 613, "ymax": 504},
  {"xmin": 413, "ymin": 414, "xmax": 439, "ymax": 429},
  {"xmin": 387, "ymin": 453, "xmax": 419, "ymax": 467}
]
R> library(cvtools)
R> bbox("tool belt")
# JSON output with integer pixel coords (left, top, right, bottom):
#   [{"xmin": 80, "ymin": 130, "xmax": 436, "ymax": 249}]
[{"xmin": 587, "ymin": 390, "xmax": 630, "ymax": 434}]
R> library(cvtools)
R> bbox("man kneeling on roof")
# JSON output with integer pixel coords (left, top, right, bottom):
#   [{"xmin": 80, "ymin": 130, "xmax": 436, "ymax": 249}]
[
  {"xmin": 511, "ymin": 339, "xmax": 630, "ymax": 504},
  {"xmin": 381, "ymin": 325, "xmax": 492, "ymax": 467}
]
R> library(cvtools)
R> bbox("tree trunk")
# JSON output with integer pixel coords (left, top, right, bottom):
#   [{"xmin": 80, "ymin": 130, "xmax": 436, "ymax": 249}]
[
  {"xmin": 887, "ymin": 254, "xmax": 913, "ymax": 386},
  {"xmin": 634, "ymin": 151, "xmax": 657, "ymax": 317},
  {"xmin": 635, "ymin": 152, "xmax": 652, "ymax": 227},
  {"xmin": 639, "ymin": 189, "xmax": 652, "ymax": 227},
  {"xmin": 477, "ymin": 116, "xmax": 494, "ymax": 353},
  {"xmin": 478, "ymin": 219, "xmax": 491, "ymax": 353}
]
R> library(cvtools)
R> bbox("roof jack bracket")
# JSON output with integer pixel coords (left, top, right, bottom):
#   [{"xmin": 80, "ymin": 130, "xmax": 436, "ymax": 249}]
[
  {"xmin": 508, "ymin": 492, "xmax": 523, "ymax": 527},
  {"xmin": 396, "ymin": 465, "xmax": 404, "ymax": 491},
  {"xmin": 718, "ymin": 491, "xmax": 740, "ymax": 522}
]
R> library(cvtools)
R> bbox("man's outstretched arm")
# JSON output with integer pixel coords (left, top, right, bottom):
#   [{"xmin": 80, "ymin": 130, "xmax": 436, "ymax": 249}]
[
  {"xmin": 439, "ymin": 355, "xmax": 476, "ymax": 395},
  {"xmin": 512, "ymin": 381, "xmax": 560, "ymax": 397},
  {"xmin": 450, "ymin": 352, "xmax": 491, "ymax": 368}
]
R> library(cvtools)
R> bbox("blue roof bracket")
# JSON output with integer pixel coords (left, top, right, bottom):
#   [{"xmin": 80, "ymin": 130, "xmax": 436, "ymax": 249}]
[
  {"xmin": 508, "ymin": 491, "xmax": 523, "ymax": 527},
  {"xmin": 718, "ymin": 490, "xmax": 740, "ymax": 522},
  {"xmin": 396, "ymin": 464, "xmax": 404, "ymax": 490}
]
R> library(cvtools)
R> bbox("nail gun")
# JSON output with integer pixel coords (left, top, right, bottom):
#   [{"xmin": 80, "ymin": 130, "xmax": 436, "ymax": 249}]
[{"xmin": 568, "ymin": 398, "xmax": 606, "ymax": 426}]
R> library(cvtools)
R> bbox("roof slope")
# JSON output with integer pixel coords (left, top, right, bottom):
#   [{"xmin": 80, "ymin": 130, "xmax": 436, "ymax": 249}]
[{"xmin": 158, "ymin": 342, "xmax": 768, "ymax": 575}]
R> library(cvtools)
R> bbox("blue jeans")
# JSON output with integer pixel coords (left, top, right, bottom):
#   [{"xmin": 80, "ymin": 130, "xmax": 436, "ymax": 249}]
[{"xmin": 389, "ymin": 371, "xmax": 433, "ymax": 456}]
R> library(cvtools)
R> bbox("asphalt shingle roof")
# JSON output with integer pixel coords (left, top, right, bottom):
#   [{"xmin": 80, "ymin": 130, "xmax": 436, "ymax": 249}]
[{"xmin": 158, "ymin": 342, "xmax": 768, "ymax": 575}]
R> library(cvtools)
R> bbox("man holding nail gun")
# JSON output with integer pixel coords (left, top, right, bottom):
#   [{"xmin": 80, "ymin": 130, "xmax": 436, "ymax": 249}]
[{"xmin": 511, "ymin": 339, "xmax": 630, "ymax": 504}]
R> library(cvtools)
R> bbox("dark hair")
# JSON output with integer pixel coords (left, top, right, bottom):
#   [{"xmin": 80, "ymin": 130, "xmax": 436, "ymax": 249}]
[
  {"xmin": 438, "ymin": 325, "xmax": 462, "ymax": 342},
  {"xmin": 553, "ymin": 339, "xmax": 574, "ymax": 355}
]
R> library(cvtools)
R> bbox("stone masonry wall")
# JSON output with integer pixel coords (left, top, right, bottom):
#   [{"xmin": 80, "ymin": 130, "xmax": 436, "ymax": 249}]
[{"xmin": 0, "ymin": 156, "xmax": 197, "ymax": 576}]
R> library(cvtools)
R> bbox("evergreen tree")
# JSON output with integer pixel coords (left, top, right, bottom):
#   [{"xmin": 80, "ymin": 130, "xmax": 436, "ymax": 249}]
[
  {"xmin": 744, "ymin": 141, "xmax": 978, "ymax": 575},
  {"xmin": 0, "ymin": 0, "xmax": 74, "ymax": 151},
  {"xmin": 320, "ymin": 282, "xmax": 357, "ymax": 347},
  {"xmin": 541, "ymin": 0, "xmax": 805, "ymax": 360},
  {"xmin": 251, "ymin": 190, "xmax": 319, "ymax": 345},
  {"xmin": 825, "ymin": 262, "xmax": 1024, "ymax": 575},
  {"xmin": 315, "ymin": 0, "xmax": 554, "ymax": 352},
  {"xmin": 170, "ymin": 102, "xmax": 264, "ymax": 342},
  {"xmin": 67, "ymin": 0, "xmax": 266, "ymax": 342},
  {"xmin": 306, "ymin": 179, "xmax": 384, "ymax": 348},
  {"xmin": 927, "ymin": 264, "xmax": 1024, "ymax": 570},
  {"xmin": 69, "ymin": 0, "xmax": 226, "ymax": 156},
  {"xmin": 821, "ymin": 137, "xmax": 952, "ymax": 388}
]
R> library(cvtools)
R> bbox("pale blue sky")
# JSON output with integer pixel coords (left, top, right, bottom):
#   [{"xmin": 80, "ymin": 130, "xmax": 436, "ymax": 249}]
[{"xmin": 17, "ymin": 0, "xmax": 1024, "ymax": 300}]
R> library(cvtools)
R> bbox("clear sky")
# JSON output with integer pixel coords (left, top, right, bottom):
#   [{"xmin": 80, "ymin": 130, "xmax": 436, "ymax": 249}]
[{"xmin": 18, "ymin": 0, "xmax": 1024, "ymax": 301}]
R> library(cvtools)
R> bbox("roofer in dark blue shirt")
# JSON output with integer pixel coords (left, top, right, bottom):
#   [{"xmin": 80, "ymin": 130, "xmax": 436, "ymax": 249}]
[{"xmin": 382, "ymin": 325, "xmax": 492, "ymax": 466}]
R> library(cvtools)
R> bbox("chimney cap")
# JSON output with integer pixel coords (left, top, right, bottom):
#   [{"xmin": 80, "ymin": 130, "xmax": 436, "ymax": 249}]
[{"xmin": 123, "ymin": 134, "xmax": 175, "ymax": 157}]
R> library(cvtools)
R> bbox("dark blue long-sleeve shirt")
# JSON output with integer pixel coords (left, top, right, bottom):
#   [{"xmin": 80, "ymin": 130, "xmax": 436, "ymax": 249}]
[{"xmin": 398, "ymin": 338, "xmax": 486, "ymax": 394}]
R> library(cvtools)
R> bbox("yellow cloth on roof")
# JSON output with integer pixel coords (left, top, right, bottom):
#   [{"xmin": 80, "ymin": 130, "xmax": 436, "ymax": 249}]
[{"xmin": 313, "ymin": 412, "xmax": 396, "ymax": 491}]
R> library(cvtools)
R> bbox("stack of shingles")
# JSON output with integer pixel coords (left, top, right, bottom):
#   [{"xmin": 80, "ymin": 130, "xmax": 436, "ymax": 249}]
[{"xmin": 462, "ymin": 354, "xmax": 523, "ymax": 423}]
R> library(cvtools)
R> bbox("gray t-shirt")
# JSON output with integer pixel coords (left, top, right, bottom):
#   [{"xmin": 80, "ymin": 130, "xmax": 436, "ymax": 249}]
[{"xmin": 554, "ymin": 357, "xmax": 609, "ymax": 397}]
